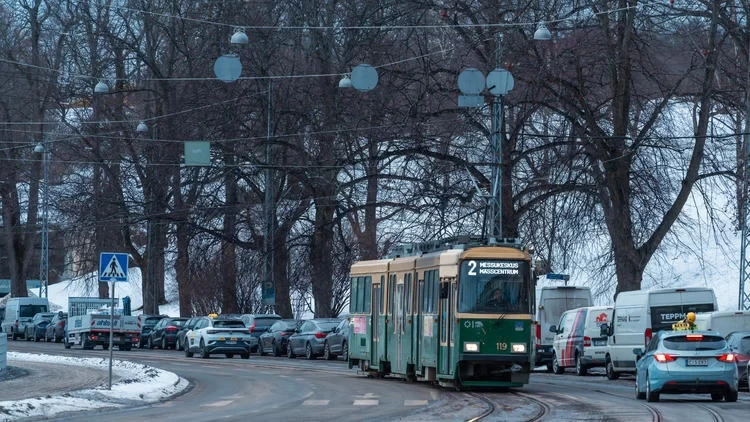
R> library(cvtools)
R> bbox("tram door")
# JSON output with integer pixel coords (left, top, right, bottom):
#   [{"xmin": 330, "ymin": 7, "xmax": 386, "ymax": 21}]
[
  {"xmin": 371, "ymin": 282, "xmax": 381, "ymax": 364},
  {"xmin": 438, "ymin": 279, "xmax": 454, "ymax": 375}
]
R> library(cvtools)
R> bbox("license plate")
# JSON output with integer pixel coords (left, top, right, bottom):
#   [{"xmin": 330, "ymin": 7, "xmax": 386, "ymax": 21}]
[
  {"xmin": 226, "ymin": 341, "xmax": 236, "ymax": 345},
  {"xmin": 593, "ymin": 339, "xmax": 606, "ymax": 346},
  {"xmin": 687, "ymin": 359, "xmax": 708, "ymax": 366}
]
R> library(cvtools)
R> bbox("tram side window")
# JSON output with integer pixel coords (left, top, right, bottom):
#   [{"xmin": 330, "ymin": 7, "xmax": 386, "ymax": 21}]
[
  {"xmin": 349, "ymin": 276, "xmax": 372, "ymax": 313},
  {"xmin": 389, "ymin": 274, "xmax": 396, "ymax": 316},
  {"xmin": 405, "ymin": 273, "xmax": 413, "ymax": 314},
  {"xmin": 422, "ymin": 269, "xmax": 438, "ymax": 313},
  {"xmin": 380, "ymin": 275, "xmax": 385, "ymax": 315}
]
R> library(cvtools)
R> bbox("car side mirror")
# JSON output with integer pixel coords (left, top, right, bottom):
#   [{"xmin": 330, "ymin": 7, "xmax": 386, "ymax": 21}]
[
  {"xmin": 549, "ymin": 325, "xmax": 558, "ymax": 334},
  {"xmin": 600, "ymin": 323, "xmax": 609, "ymax": 337},
  {"xmin": 632, "ymin": 348, "xmax": 643, "ymax": 359}
]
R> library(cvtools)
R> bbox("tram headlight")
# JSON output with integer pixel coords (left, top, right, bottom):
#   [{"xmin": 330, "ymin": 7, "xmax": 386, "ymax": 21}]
[
  {"xmin": 511, "ymin": 343, "xmax": 527, "ymax": 353},
  {"xmin": 463, "ymin": 342, "xmax": 480, "ymax": 352}
]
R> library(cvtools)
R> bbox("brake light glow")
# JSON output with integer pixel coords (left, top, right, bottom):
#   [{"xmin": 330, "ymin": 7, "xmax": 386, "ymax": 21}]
[
  {"xmin": 583, "ymin": 336, "xmax": 591, "ymax": 347},
  {"xmin": 536, "ymin": 324, "xmax": 541, "ymax": 342},
  {"xmin": 717, "ymin": 353, "xmax": 735, "ymax": 363},
  {"xmin": 644, "ymin": 328, "xmax": 653, "ymax": 346},
  {"xmin": 654, "ymin": 353, "xmax": 676, "ymax": 363},
  {"xmin": 686, "ymin": 334, "xmax": 703, "ymax": 341},
  {"xmin": 314, "ymin": 332, "xmax": 327, "ymax": 339}
]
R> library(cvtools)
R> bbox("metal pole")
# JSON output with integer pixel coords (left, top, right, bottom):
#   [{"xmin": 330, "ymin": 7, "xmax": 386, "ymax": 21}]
[
  {"xmin": 263, "ymin": 81, "xmax": 275, "ymax": 309},
  {"xmin": 39, "ymin": 142, "xmax": 49, "ymax": 298},
  {"xmin": 740, "ymin": 27, "xmax": 750, "ymax": 311},
  {"xmin": 488, "ymin": 33, "xmax": 504, "ymax": 242},
  {"xmin": 108, "ymin": 282, "xmax": 114, "ymax": 389}
]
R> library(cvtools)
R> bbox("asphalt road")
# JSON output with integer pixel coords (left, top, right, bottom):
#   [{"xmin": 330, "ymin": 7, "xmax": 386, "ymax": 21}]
[{"xmin": 5, "ymin": 340, "xmax": 750, "ymax": 421}]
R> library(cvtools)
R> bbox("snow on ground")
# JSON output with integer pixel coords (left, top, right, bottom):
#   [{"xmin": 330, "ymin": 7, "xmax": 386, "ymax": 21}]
[{"xmin": 0, "ymin": 352, "xmax": 188, "ymax": 421}]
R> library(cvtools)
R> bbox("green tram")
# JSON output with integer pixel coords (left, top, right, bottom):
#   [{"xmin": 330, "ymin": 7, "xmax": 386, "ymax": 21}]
[{"xmin": 348, "ymin": 238, "xmax": 536, "ymax": 389}]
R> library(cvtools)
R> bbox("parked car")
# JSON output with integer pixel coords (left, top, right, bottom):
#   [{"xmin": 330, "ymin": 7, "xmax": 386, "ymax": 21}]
[
  {"xmin": 287, "ymin": 318, "xmax": 341, "ymax": 360},
  {"xmin": 149, "ymin": 317, "xmax": 189, "ymax": 349},
  {"xmin": 258, "ymin": 319, "xmax": 301, "ymax": 356},
  {"xmin": 1, "ymin": 297, "xmax": 49, "ymax": 340},
  {"xmin": 24, "ymin": 312, "xmax": 56, "ymax": 342},
  {"xmin": 240, "ymin": 314, "xmax": 282, "ymax": 353},
  {"xmin": 137, "ymin": 314, "xmax": 167, "ymax": 348},
  {"xmin": 176, "ymin": 317, "xmax": 201, "ymax": 351},
  {"xmin": 323, "ymin": 318, "xmax": 350, "ymax": 360},
  {"xmin": 184, "ymin": 315, "xmax": 251, "ymax": 359},
  {"xmin": 45, "ymin": 311, "xmax": 67, "ymax": 343},
  {"xmin": 726, "ymin": 330, "xmax": 750, "ymax": 391},
  {"xmin": 633, "ymin": 331, "xmax": 738, "ymax": 402}
]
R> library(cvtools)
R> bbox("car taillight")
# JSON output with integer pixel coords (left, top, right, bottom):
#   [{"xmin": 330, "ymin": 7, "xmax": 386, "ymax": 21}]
[
  {"xmin": 536, "ymin": 324, "xmax": 541, "ymax": 342},
  {"xmin": 314, "ymin": 332, "xmax": 327, "ymax": 339},
  {"xmin": 717, "ymin": 353, "xmax": 735, "ymax": 363},
  {"xmin": 166, "ymin": 326, "xmax": 178, "ymax": 332},
  {"xmin": 644, "ymin": 328, "xmax": 653, "ymax": 346},
  {"xmin": 654, "ymin": 353, "xmax": 676, "ymax": 363},
  {"xmin": 249, "ymin": 322, "xmax": 256, "ymax": 333},
  {"xmin": 735, "ymin": 354, "xmax": 750, "ymax": 362},
  {"xmin": 583, "ymin": 336, "xmax": 591, "ymax": 347},
  {"xmin": 57, "ymin": 321, "xmax": 64, "ymax": 327},
  {"xmin": 281, "ymin": 332, "xmax": 291, "ymax": 336}
]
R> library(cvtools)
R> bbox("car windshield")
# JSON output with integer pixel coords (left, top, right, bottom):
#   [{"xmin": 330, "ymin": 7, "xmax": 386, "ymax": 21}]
[
  {"xmin": 213, "ymin": 320, "xmax": 245, "ymax": 328},
  {"xmin": 663, "ymin": 335, "xmax": 726, "ymax": 351},
  {"xmin": 457, "ymin": 259, "xmax": 531, "ymax": 314},
  {"xmin": 172, "ymin": 319, "xmax": 187, "ymax": 327}
]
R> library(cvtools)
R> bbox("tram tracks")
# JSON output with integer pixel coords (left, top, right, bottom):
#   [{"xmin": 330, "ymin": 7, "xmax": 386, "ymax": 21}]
[{"xmin": 463, "ymin": 391, "xmax": 551, "ymax": 422}]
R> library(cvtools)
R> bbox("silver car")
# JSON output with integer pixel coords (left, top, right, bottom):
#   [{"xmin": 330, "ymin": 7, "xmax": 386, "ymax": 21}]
[{"xmin": 634, "ymin": 331, "xmax": 738, "ymax": 402}]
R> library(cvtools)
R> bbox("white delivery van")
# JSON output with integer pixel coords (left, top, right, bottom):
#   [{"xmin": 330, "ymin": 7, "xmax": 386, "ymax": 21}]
[
  {"xmin": 551, "ymin": 305, "xmax": 614, "ymax": 376},
  {"xmin": 600, "ymin": 287, "xmax": 717, "ymax": 380},
  {"xmin": 535, "ymin": 286, "xmax": 592, "ymax": 371},
  {"xmin": 0, "ymin": 297, "xmax": 49, "ymax": 340},
  {"xmin": 694, "ymin": 310, "xmax": 750, "ymax": 336}
]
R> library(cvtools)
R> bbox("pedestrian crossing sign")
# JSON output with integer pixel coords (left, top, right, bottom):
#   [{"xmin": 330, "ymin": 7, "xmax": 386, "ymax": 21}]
[{"xmin": 99, "ymin": 252, "xmax": 129, "ymax": 282}]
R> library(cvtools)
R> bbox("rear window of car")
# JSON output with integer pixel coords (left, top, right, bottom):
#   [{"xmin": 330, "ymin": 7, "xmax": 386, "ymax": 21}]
[
  {"xmin": 214, "ymin": 320, "xmax": 245, "ymax": 328},
  {"xmin": 20, "ymin": 305, "xmax": 48, "ymax": 318},
  {"xmin": 254, "ymin": 317, "xmax": 281, "ymax": 326},
  {"xmin": 317, "ymin": 322, "xmax": 340, "ymax": 331},
  {"xmin": 663, "ymin": 335, "xmax": 726, "ymax": 351},
  {"xmin": 740, "ymin": 337, "xmax": 750, "ymax": 354}
]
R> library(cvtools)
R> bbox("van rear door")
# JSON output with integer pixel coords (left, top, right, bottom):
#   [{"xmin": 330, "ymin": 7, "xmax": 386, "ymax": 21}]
[{"xmin": 649, "ymin": 290, "xmax": 715, "ymax": 332}]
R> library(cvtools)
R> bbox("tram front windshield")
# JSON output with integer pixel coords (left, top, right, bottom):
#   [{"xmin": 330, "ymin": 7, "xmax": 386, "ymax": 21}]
[{"xmin": 458, "ymin": 259, "xmax": 531, "ymax": 314}]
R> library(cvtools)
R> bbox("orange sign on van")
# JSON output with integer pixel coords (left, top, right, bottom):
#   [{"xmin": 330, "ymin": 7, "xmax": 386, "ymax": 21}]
[{"xmin": 595, "ymin": 313, "xmax": 609, "ymax": 324}]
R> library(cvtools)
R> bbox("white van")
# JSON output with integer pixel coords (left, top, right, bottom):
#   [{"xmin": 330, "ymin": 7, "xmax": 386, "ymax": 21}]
[
  {"xmin": 535, "ymin": 286, "xmax": 593, "ymax": 371},
  {"xmin": 600, "ymin": 287, "xmax": 717, "ymax": 379},
  {"xmin": 0, "ymin": 297, "xmax": 49, "ymax": 340},
  {"xmin": 551, "ymin": 305, "xmax": 613, "ymax": 376},
  {"xmin": 694, "ymin": 310, "xmax": 750, "ymax": 336}
]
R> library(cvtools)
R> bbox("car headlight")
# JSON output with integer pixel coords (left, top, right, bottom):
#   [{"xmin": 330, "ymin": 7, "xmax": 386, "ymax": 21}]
[
  {"xmin": 511, "ymin": 343, "xmax": 526, "ymax": 353},
  {"xmin": 463, "ymin": 342, "xmax": 480, "ymax": 352}
]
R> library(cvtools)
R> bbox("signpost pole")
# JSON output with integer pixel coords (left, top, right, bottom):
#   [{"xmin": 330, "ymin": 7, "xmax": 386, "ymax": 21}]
[{"xmin": 108, "ymin": 282, "xmax": 114, "ymax": 389}]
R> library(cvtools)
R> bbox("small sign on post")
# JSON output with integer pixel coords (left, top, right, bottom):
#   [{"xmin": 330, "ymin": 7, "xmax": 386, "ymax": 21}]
[
  {"xmin": 98, "ymin": 252, "xmax": 129, "ymax": 390},
  {"xmin": 546, "ymin": 273, "xmax": 570, "ymax": 282},
  {"xmin": 262, "ymin": 280, "xmax": 275, "ymax": 306}
]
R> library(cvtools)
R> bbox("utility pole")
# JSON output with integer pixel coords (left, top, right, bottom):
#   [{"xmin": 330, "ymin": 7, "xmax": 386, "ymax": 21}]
[{"xmin": 739, "ymin": 48, "xmax": 750, "ymax": 310}]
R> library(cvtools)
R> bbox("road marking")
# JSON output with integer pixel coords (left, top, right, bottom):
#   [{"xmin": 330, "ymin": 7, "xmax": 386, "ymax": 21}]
[
  {"xmin": 201, "ymin": 400, "xmax": 233, "ymax": 407},
  {"xmin": 405, "ymin": 400, "xmax": 428, "ymax": 406},
  {"xmin": 303, "ymin": 400, "xmax": 330, "ymax": 406},
  {"xmin": 353, "ymin": 399, "xmax": 378, "ymax": 406}
]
